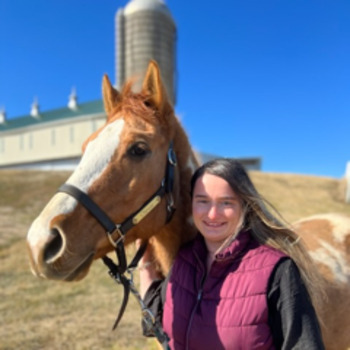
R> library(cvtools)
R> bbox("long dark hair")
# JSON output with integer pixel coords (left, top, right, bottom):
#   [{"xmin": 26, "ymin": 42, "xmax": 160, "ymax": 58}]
[{"xmin": 191, "ymin": 158, "xmax": 325, "ymax": 311}]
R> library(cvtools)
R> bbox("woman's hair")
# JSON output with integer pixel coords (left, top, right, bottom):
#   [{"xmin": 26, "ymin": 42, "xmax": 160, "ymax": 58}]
[{"xmin": 190, "ymin": 158, "xmax": 325, "ymax": 311}]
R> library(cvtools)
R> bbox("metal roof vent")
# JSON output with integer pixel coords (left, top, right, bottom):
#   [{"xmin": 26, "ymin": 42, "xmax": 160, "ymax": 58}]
[
  {"xmin": 68, "ymin": 87, "xmax": 78, "ymax": 110},
  {"xmin": 0, "ymin": 107, "xmax": 6, "ymax": 124},
  {"xmin": 30, "ymin": 97, "xmax": 40, "ymax": 118}
]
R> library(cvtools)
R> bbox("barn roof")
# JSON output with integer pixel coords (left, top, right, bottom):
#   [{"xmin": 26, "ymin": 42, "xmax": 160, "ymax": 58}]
[{"xmin": 0, "ymin": 100, "xmax": 104, "ymax": 133}]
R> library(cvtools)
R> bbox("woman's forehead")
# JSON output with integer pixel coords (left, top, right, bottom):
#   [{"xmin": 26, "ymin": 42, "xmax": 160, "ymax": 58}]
[{"xmin": 194, "ymin": 173, "xmax": 237, "ymax": 197}]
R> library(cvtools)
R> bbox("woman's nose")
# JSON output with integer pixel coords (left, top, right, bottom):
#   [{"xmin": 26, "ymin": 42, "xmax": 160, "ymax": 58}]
[{"xmin": 207, "ymin": 204, "xmax": 219, "ymax": 219}]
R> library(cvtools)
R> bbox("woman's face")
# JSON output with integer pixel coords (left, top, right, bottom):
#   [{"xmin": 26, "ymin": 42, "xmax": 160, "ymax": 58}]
[{"xmin": 192, "ymin": 173, "xmax": 243, "ymax": 248}]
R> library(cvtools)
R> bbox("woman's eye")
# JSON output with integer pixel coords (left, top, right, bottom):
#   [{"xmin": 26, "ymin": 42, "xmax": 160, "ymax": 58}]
[
  {"xmin": 128, "ymin": 143, "xmax": 150, "ymax": 158},
  {"xmin": 222, "ymin": 201, "xmax": 235, "ymax": 207},
  {"xmin": 196, "ymin": 200, "xmax": 208, "ymax": 205}
]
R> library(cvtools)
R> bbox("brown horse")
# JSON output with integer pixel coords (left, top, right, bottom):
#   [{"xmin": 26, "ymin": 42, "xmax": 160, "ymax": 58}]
[{"xmin": 27, "ymin": 61, "xmax": 350, "ymax": 349}]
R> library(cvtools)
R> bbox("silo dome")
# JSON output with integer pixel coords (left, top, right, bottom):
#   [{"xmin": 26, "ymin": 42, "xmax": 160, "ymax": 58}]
[
  {"xmin": 124, "ymin": 0, "xmax": 174, "ymax": 20},
  {"xmin": 115, "ymin": 0, "xmax": 177, "ymax": 105}
]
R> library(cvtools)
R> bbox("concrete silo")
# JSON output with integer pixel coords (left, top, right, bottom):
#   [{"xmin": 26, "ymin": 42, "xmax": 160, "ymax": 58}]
[{"xmin": 116, "ymin": 0, "xmax": 177, "ymax": 105}]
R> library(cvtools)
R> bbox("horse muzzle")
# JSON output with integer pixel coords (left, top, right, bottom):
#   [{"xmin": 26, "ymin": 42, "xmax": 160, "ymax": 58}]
[{"xmin": 27, "ymin": 220, "xmax": 95, "ymax": 281}]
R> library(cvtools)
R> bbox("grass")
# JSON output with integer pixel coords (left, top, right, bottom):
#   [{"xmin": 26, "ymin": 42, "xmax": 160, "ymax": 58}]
[{"xmin": 0, "ymin": 169, "xmax": 349, "ymax": 349}]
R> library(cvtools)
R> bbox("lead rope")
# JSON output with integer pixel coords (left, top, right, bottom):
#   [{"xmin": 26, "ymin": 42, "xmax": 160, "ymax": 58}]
[{"xmin": 102, "ymin": 242, "xmax": 170, "ymax": 350}]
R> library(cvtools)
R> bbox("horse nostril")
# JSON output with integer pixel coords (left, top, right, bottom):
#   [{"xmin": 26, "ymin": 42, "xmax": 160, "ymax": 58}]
[{"xmin": 43, "ymin": 228, "xmax": 64, "ymax": 264}]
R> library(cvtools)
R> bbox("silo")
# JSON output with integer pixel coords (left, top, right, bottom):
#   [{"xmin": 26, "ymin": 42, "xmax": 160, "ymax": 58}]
[{"xmin": 115, "ymin": 0, "xmax": 177, "ymax": 105}]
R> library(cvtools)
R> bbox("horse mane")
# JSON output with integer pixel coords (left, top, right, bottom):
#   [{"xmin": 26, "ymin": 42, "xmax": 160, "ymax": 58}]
[{"xmin": 108, "ymin": 81, "xmax": 174, "ymax": 132}]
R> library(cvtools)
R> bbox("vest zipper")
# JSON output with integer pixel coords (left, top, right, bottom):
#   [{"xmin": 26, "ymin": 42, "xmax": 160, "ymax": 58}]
[{"xmin": 185, "ymin": 272, "xmax": 206, "ymax": 350}]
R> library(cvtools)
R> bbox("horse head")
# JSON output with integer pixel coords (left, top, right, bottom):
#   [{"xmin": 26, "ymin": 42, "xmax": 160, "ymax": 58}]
[{"xmin": 27, "ymin": 61, "xmax": 198, "ymax": 282}]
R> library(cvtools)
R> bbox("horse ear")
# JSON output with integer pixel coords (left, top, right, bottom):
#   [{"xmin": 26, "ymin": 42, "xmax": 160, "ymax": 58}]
[
  {"xmin": 102, "ymin": 74, "xmax": 120, "ymax": 117},
  {"xmin": 142, "ymin": 60, "xmax": 168, "ymax": 112}
]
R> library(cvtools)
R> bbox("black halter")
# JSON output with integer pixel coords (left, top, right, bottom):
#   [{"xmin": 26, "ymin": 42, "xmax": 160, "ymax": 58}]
[{"xmin": 57, "ymin": 142, "xmax": 176, "ymax": 349}]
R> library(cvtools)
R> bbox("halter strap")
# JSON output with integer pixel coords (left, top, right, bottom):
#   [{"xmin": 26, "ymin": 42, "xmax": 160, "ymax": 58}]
[
  {"xmin": 58, "ymin": 184, "xmax": 116, "ymax": 233},
  {"xmin": 58, "ymin": 181, "xmax": 166, "ymax": 249},
  {"xmin": 58, "ymin": 141, "xmax": 176, "ymax": 248}
]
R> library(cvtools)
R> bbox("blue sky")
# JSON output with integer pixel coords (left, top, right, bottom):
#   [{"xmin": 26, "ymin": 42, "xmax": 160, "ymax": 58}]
[{"xmin": 1, "ymin": 0, "xmax": 349, "ymax": 178}]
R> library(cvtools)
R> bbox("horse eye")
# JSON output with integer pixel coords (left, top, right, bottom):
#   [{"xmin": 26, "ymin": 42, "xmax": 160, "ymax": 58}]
[{"xmin": 128, "ymin": 142, "xmax": 150, "ymax": 158}]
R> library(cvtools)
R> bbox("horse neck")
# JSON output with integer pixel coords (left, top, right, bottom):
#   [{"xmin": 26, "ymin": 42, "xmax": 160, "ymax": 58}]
[
  {"xmin": 152, "ymin": 118, "xmax": 199, "ymax": 274},
  {"xmin": 172, "ymin": 116, "xmax": 198, "ymax": 233}
]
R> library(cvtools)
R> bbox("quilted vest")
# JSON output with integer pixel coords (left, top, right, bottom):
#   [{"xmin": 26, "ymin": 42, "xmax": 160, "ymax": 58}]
[{"xmin": 162, "ymin": 230, "xmax": 286, "ymax": 350}]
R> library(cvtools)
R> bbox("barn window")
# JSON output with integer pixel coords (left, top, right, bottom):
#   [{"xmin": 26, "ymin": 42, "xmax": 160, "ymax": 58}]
[
  {"xmin": 19, "ymin": 134, "xmax": 24, "ymax": 150},
  {"xmin": 70, "ymin": 126, "xmax": 75, "ymax": 143},
  {"xmin": 51, "ymin": 129, "xmax": 56, "ymax": 146},
  {"xmin": 29, "ymin": 133, "xmax": 33, "ymax": 149}
]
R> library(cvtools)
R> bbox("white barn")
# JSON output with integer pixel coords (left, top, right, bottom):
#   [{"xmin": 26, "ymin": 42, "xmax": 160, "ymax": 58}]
[{"xmin": 0, "ymin": 99, "xmax": 106, "ymax": 170}]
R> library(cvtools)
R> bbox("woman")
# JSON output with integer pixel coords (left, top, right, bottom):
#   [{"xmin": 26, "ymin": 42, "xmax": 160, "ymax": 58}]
[{"xmin": 139, "ymin": 158, "xmax": 325, "ymax": 349}]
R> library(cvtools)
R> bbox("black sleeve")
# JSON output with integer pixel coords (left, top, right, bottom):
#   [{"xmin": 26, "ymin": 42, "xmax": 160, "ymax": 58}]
[
  {"xmin": 267, "ymin": 258, "xmax": 325, "ymax": 350},
  {"xmin": 142, "ymin": 275, "xmax": 169, "ymax": 337}
]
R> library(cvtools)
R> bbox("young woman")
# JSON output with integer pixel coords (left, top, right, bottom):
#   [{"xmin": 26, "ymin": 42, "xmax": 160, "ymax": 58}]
[{"xmin": 139, "ymin": 158, "xmax": 325, "ymax": 349}]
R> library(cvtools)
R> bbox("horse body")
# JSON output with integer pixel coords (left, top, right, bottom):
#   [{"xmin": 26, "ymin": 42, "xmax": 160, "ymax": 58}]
[
  {"xmin": 27, "ymin": 61, "xmax": 350, "ymax": 349},
  {"xmin": 294, "ymin": 213, "xmax": 350, "ymax": 350}
]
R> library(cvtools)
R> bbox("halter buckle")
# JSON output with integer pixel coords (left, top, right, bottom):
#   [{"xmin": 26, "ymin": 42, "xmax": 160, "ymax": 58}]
[
  {"xmin": 167, "ymin": 144, "xmax": 177, "ymax": 166},
  {"xmin": 142, "ymin": 308, "xmax": 156, "ymax": 329},
  {"xmin": 107, "ymin": 225, "xmax": 124, "ymax": 248}
]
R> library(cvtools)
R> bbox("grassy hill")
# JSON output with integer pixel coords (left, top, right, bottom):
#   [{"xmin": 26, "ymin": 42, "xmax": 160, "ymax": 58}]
[{"xmin": 0, "ymin": 169, "xmax": 349, "ymax": 350}]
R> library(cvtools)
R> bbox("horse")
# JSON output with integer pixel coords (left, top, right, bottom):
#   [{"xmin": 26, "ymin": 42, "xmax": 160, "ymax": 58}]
[
  {"xmin": 27, "ymin": 61, "xmax": 350, "ymax": 349},
  {"xmin": 293, "ymin": 213, "xmax": 350, "ymax": 350},
  {"xmin": 26, "ymin": 60, "xmax": 198, "ymax": 280}
]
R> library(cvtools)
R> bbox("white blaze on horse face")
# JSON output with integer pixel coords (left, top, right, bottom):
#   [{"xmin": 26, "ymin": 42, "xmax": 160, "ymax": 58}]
[
  {"xmin": 67, "ymin": 118, "xmax": 125, "ymax": 191},
  {"xmin": 27, "ymin": 119, "xmax": 125, "ymax": 262}
]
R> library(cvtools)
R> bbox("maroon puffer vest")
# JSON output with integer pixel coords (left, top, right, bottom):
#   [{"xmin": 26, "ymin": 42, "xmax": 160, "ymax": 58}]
[{"xmin": 162, "ymin": 230, "xmax": 286, "ymax": 350}]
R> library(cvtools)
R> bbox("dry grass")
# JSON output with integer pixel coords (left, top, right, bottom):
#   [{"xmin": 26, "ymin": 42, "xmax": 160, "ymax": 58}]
[
  {"xmin": 250, "ymin": 171, "xmax": 349, "ymax": 223},
  {"xmin": 0, "ymin": 169, "xmax": 349, "ymax": 350}
]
